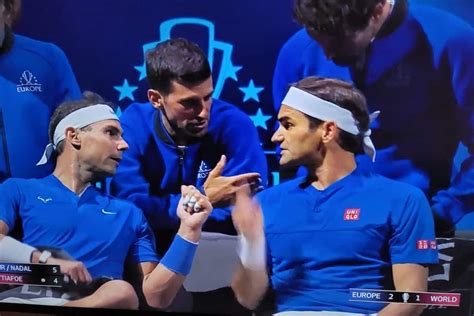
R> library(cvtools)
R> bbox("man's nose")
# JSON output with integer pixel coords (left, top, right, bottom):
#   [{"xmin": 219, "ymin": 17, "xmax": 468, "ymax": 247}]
[
  {"xmin": 271, "ymin": 129, "xmax": 283, "ymax": 143},
  {"xmin": 117, "ymin": 138, "xmax": 129, "ymax": 151}
]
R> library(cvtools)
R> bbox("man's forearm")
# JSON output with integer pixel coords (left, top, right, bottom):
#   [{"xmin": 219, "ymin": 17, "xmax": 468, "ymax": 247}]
[
  {"xmin": 377, "ymin": 302, "xmax": 425, "ymax": 316},
  {"xmin": 142, "ymin": 264, "xmax": 186, "ymax": 309},
  {"xmin": 143, "ymin": 228, "xmax": 199, "ymax": 309},
  {"xmin": 231, "ymin": 262, "xmax": 268, "ymax": 310}
]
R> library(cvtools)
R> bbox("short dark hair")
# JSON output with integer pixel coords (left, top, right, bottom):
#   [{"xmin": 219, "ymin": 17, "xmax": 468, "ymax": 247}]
[
  {"xmin": 292, "ymin": 76, "xmax": 370, "ymax": 154},
  {"xmin": 145, "ymin": 38, "xmax": 211, "ymax": 95},
  {"xmin": 48, "ymin": 91, "xmax": 116, "ymax": 155},
  {"xmin": 294, "ymin": 0, "xmax": 383, "ymax": 35}
]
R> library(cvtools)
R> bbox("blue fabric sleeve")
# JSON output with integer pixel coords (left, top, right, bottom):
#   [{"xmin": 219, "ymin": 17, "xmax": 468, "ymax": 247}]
[
  {"xmin": 0, "ymin": 179, "xmax": 21, "ymax": 233},
  {"xmin": 389, "ymin": 188, "xmax": 438, "ymax": 265},
  {"xmin": 129, "ymin": 207, "xmax": 160, "ymax": 264},
  {"xmin": 49, "ymin": 43, "xmax": 81, "ymax": 105},
  {"xmin": 431, "ymin": 24, "xmax": 474, "ymax": 225},
  {"xmin": 272, "ymin": 30, "xmax": 306, "ymax": 114},
  {"xmin": 160, "ymin": 234, "xmax": 198, "ymax": 276}
]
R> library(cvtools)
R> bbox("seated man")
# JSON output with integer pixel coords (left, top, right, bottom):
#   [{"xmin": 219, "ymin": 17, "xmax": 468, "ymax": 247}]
[
  {"xmin": 231, "ymin": 77, "xmax": 438, "ymax": 315},
  {"xmin": 109, "ymin": 38, "xmax": 267, "ymax": 254},
  {"xmin": 0, "ymin": 91, "xmax": 213, "ymax": 310}
]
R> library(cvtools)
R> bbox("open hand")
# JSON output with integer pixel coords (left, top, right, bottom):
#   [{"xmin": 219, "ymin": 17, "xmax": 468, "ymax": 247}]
[{"xmin": 204, "ymin": 155, "xmax": 262, "ymax": 207}]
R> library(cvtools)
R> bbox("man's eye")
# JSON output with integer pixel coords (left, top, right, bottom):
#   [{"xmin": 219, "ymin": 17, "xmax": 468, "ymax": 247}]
[{"xmin": 181, "ymin": 101, "xmax": 198, "ymax": 108}]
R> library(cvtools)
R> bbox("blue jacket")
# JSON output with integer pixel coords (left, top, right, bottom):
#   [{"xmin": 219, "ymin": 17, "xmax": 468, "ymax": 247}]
[
  {"xmin": 0, "ymin": 32, "xmax": 81, "ymax": 181},
  {"xmin": 273, "ymin": 5, "xmax": 474, "ymax": 226},
  {"xmin": 109, "ymin": 100, "xmax": 268, "ymax": 233}
]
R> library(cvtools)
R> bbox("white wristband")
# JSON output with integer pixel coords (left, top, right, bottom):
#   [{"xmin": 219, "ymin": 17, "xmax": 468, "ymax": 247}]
[
  {"xmin": 237, "ymin": 234, "xmax": 266, "ymax": 271},
  {"xmin": 0, "ymin": 236, "xmax": 37, "ymax": 263}
]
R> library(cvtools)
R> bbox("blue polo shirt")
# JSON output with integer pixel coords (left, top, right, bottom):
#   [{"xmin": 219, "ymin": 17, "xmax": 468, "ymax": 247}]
[
  {"xmin": 0, "ymin": 175, "xmax": 159, "ymax": 279},
  {"xmin": 258, "ymin": 169, "xmax": 438, "ymax": 314}
]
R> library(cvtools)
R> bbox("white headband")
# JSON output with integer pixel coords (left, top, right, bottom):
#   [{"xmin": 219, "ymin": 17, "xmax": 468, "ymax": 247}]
[
  {"xmin": 37, "ymin": 104, "xmax": 119, "ymax": 166},
  {"xmin": 281, "ymin": 86, "xmax": 380, "ymax": 161}
]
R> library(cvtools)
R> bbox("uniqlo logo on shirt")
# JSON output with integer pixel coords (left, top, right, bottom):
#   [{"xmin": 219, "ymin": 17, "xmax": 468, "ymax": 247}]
[
  {"xmin": 417, "ymin": 240, "xmax": 437, "ymax": 250},
  {"xmin": 344, "ymin": 208, "xmax": 360, "ymax": 221},
  {"xmin": 417, "ymin": 240, "xmax": 429, "ymax": 250}
]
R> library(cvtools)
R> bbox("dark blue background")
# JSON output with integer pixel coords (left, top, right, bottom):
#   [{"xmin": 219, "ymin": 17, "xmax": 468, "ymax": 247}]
[
  {"xmin": 13, "ymin": 0, "xmax": 474, "ymax": 226},
  {"xmin": 14, "ymin": 1, "xmax": 473, "ymax": 143}
]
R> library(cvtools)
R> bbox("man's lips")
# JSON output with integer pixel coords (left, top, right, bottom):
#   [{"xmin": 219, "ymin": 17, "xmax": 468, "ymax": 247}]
[{"xmin": 110, "ymin": 157, "xmax": 122, "ymax": 163}]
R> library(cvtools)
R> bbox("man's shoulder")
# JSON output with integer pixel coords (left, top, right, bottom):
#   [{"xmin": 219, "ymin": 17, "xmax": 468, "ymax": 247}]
[
  {"xmin": 0, "ymin": 176, "xmax": 46, "ymax": 189},
  {"xmin": 410, "ymin": 5, "xmax": 474, "ymax": 45},
  {"xmin": 211, "ymin": 98, "xmax": 243, "ymax": 115},
  {"xmin": 12, "ymin": 34, "xmax": 68, "ymax": 65},
  {"xmin": 282, "ymin": 28, "xmax": 316, "ymax": 51},
  {"xmin": 121, "ymin": 102, "xmax": 155, "ymax": 117},
  {"xmin": 209, "ymin": 98, "xmax": 253, "ymax": 126},
  {"xmin": 279, "ymin": 28, "xmax": 325, "ymax": 60},
  {"xmin": 258, "ymin": 177, "xmax": 305, "ymax": 200},
  {"xmin": 361, "ymin": 172, "xmax": 426, "ymax": 201},
  {"xmin": 120, "ymin": 102, "xmax": 155, "ymax": 132}
]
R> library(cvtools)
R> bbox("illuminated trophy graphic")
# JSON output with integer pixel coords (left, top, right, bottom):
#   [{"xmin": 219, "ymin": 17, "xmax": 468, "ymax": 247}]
[
  {"xmin": 137, "ymin": 18, "xmax": 241, "ymax": 99},
  {"xmin": 402, "ymin": 292, "xmax": 410, "ymax": 303}
]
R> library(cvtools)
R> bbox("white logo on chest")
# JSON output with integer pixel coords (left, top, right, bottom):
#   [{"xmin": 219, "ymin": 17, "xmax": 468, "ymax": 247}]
[
  {"xmin": 101, "ymin": 209, "xmax": 117, "ymax": 215},
  {"xmin": 16, "ymin": 70, "xmax": 43, "ymax": 93},
  {"xmin": 37, "ymin": 196, "xmax": 52, "ymax": 203}
]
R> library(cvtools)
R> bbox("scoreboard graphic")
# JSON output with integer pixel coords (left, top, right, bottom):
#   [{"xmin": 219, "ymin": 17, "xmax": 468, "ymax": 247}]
[
  {"xmin": 350, "ymin": 288, "xmax": 461, "ymax": 307},
  {"xmin": 0, "ymin": 263, "xmax": 63, "ymax": 287}
]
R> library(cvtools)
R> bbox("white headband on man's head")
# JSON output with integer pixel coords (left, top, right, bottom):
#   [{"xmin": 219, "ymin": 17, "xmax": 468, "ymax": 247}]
[
  {"xmin": 36, "ymin": 104, "xmax": 119, "ymax": 166},
  {"xmin": 281, "ymin": 86, "xmax": 380, "ymax": 161}
]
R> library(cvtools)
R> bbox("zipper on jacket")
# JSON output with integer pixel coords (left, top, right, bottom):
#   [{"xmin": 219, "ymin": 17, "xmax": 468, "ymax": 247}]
[{"xmin": 177, "ymin": 145, "xmax": 186, "ymax": 184}]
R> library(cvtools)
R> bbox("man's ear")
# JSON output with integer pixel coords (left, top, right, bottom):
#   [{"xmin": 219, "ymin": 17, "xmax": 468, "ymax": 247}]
[
  {"xmin": 65, "ymin": 127, "xmax": 81, "ymax": 148},
  {"xmin": 148, "ymin": 89, "xmax": 165, "ymax": 110},
  {"xmin": 321, "ymin": 121, "xmax": 339, "ymax": 144},
  {"xmin": 371, "ymin": 1, "xmax": 386, "ymax": 23}
]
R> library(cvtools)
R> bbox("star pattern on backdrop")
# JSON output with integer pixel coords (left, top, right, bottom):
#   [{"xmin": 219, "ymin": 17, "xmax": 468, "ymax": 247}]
[
  {"xmin": 114, "ymin": 79, "xmax": 138, "ymax": 101},
  {"xmin": 239, "ymin": 79, "xmax": 264, "ymax": 102}
]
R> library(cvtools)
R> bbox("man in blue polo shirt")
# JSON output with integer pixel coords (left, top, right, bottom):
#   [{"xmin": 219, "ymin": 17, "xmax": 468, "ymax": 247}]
[
  {"xmin": 0, "ymin": 0, "xmax": 81, "ymax": 181},
  {"xmin": 273, "ymin": 0, "xmax": 474, "ymax": 235},
  {"xmin": 0, "ymin": 91, "xmax": 213, "ymax": 309},
  {"xmin": 231, "ymin": 77, "xmax": 438, "ymax": 315},
  {"xmin": 109, "ymin": 38, "xmax": 267, "ymax": 255}
]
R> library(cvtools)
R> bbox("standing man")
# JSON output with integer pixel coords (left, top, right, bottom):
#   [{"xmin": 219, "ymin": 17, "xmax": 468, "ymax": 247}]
[
  {"xmin": 0, "ymin": 91, "xmax": 213, "ymax": 310},
  {"xmin": 109, "ymin": 38, "xmax": 267, "ymax": 254},
  {"xmin": 232, "ymin": 77, "xmax": 438, "ymax": 315},
  {"xmin": 0, "ymin": 0, "xmax": 81, "ymax": 181},
  {"xmin": 273, "ymin": 0, "xmax": 474, "ymax": 234}
]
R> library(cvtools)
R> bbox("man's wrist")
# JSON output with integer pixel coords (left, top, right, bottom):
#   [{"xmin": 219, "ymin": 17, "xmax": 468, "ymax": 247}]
[
  {"xmin": 30, "ymin": 251, "xmax": 42, "ymax": 264},
  {"xmin": 178, "ymin": 225, "xmax": 201, "ymax": 243}
]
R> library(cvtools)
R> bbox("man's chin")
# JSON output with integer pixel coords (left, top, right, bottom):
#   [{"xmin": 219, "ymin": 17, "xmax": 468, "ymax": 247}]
[
  {"xmin": 187, "ymin": 127, "xmax": 208, "ymax": 138},
  {"xmin": 279, "ymin": 159, "xmax": 297, "ymax": 170}
]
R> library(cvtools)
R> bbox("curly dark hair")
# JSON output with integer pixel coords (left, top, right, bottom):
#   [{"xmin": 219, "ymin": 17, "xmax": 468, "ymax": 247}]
[{"xmin": 294, "ymin": 0, "xmax": 384, "ymax": 35}]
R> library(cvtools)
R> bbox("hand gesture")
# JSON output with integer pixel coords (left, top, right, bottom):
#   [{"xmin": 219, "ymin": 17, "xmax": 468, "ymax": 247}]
[
  {"xmin": 46, "ymin": 257, "xmax": 92, "ymax": 284},
  {"xmin": 204, "ymin": 155, "xmax": 262, "ymax": 207},
  {"xmin": 232, "ymin": 185, "xmax": 264, "ymax": 242},
  {"xmin": 177, "ymin": 185, "xmax": 213, "ymax": 231}
]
